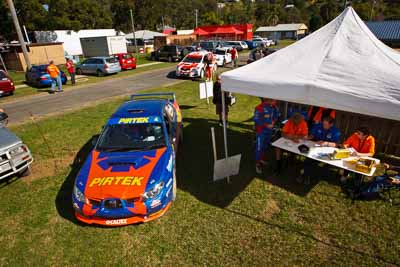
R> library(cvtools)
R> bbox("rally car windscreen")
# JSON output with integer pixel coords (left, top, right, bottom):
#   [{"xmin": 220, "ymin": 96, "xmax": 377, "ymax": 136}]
[
  {"xmin": 182, "ymin": 56, "xmax": 202, "ymax": 63},
  {"xmin": 96, "ymin": 123, "xmax": 166, "ymax": 152}
]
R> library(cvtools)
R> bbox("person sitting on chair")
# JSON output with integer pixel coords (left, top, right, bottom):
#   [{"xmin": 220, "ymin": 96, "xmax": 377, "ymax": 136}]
[
  {"xmin": 300, "ymin": 116, "xmax": 341, "ymax": 184},
  {"xmin": 275, "ymin": 112, "xmax": 308, "ymax": 174}
]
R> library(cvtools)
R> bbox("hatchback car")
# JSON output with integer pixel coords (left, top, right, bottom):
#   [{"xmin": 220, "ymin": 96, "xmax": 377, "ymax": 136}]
[
  {"xmin": 0, "ymin": 70, "xmax": 15, "ymax": 96},
  {"xmin": 115, "ymin": 53, "xmax": 136, "ymax": 70},
  {"xmin": 76, "ymin": 57, "xmax": 121, "ymax": 76},
  {"xmin": 72, "ymin": 93, "xmax": 183, "ymax": 226},
  {"xmin": 25, "ymin": 65, "xmax": 68, "ymax": 88},
  {"xmin": 150, "ymin": 45, "xmax": 183, "ymax": 62}
]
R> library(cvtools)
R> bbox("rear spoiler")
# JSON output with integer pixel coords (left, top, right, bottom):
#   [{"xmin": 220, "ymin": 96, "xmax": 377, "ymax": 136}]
[{"xmin": 130, "ymin": 93, "xmax": 176, "ymax": 102}]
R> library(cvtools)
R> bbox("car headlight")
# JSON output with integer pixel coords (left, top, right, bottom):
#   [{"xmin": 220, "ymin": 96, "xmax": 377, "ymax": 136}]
[
  {"xmin": 73, "ymin": 185, "xmax": 87, "ymax": 203},
  {"xmin": 9, "ymin": 145, "xmax": 27, "ymax": 157},
  {"xmin": 142, "ymin": 181, "xmax": 164, "ymax": 201}
]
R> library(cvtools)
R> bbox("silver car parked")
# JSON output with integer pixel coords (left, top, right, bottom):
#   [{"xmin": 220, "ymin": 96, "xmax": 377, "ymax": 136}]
[
  {"xmin": 76, "ymin": 56, "xmax": 122, "ymax": 77},
  {"xmin": 0, "ymin": 112, "xmax": 33, "ymax": 181}
]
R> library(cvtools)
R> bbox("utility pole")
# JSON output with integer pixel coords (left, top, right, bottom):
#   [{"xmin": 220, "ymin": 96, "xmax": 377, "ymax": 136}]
[
  {"xmin": 195, "ymin": 9, "xmax": 198, "ymax": 28},
  {"xmin": 6, "ymin": 0, "xmax": 31, "ymax": 70},
  {"xmin": 130, "ymin": 9, "xmax": 138, "ymax": 54}
]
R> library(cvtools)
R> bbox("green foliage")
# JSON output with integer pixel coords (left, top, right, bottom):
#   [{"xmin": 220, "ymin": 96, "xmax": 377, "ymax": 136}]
[{"xmin": 1, "ymin": 0, "xmax": 400, "ymax": 40}]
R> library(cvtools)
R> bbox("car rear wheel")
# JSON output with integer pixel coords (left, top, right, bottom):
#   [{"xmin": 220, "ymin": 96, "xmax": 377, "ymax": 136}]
[{"xmin": 76, "ymin": 68, "xmax": 82, "ymax": 75}]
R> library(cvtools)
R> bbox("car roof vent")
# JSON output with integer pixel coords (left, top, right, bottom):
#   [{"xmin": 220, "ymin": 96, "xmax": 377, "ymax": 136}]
[{"xmin": 128, "ymin": 109, "xmax": 144, "ymax": 114}]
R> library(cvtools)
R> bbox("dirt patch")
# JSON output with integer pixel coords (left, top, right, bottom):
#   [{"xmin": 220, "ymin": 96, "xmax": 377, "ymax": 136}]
[
  {"xmin": 260, "ymin": 199, "xmax": 280, "ymax": 220},
  {"xmin": 23, "ymin": 155, "xmax": 75, "ymax": 183}
]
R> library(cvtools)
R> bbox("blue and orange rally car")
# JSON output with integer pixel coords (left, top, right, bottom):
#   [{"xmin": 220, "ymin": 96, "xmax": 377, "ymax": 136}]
[{"xmin": 73, "ymin": 93, "xmax": 183, "ymax": 226}]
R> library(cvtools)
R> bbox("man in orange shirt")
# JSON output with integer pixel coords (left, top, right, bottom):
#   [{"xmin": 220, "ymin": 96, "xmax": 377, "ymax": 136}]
[
  {"xmin": 275, "ymin": 112, "xmax": 308, "ymax": 173},
  {"xmin": 46, "ymin": 60, "xmax": 62, "ymax": 93}
]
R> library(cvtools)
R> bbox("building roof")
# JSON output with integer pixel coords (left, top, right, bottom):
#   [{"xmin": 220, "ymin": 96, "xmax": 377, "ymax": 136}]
[
  {"xmin": 256, "ymin": 23, "xmax": 308, "ymax": 32},
  {"xmin": 125, "ymin": 30, "xmax": 166, "ymax": 40},
  {"xmin": 365, "ymin": 20, "xmax": 400, "ymax": 41}
]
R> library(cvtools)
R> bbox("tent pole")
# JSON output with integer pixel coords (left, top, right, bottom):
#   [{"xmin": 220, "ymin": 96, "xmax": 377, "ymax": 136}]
[{"xmin": 221, "ymin": 89, "xmax": 230, "ymax": 183}]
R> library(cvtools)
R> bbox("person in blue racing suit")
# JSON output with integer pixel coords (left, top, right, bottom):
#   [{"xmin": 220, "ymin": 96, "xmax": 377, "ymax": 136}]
[
  {"xmin": 254, "ymin": 98, "xmax": 280, "ymax": 174},
  {"xmin": 299, "ymin": 116, "xmax": 341, "ymax": 184}
]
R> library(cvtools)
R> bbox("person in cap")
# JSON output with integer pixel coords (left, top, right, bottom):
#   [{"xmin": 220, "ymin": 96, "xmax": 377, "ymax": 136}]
[
  {"xmin": 254, "ymin": 98, "xmax": 280, "ymax": 174},
  {"xmin": 65, "ymin": 58, "xmax": 76, "ymax": 85}
]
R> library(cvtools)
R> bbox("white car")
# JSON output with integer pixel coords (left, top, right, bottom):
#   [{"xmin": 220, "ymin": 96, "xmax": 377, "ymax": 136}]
[
  {"xmin": 214, "ymin": 48, "xmax": 232, "ymax": 67},
  {"xmin": 253, "ymin": 37, "xmax": 273, "ymax": 47},
  {"xmin": 176, "ymin": 51, "xmax": 217, "ymax": 79},
  {"xmin": 224, "ymin": 41, "xmax": 248, "ymax": 50}
]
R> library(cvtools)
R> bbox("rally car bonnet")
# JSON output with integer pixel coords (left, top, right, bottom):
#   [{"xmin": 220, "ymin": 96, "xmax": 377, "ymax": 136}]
[{"xmin": 76, "ymin": 147, "xmax": 169, "ymax": 200}]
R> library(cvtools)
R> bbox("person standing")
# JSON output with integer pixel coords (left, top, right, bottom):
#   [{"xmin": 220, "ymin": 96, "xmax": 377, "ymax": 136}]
[
  {"xmin": 46, "ymin": 60, "xmax": 62, "ymax": 93},
  {"xmin": 65, "ymin": 58, "xmax": 76, "ymax": 85},
  {"xmin": 254, "ymin": 98, "xmax": 280, "ymax": 174},
  {"xmin": 230, "ymin": 47, "xmax": 238, "ymax": 68},
  {"xmin": 212, "ymin": 75, "xmax": 230, "ymax": 126}
]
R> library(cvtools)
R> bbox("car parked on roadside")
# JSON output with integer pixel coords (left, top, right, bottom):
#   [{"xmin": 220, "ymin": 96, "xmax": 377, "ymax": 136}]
[
  {"xmin": 222, "ymin": 41, "xmax": 244, "ymax": 52},
  {"xmin": 214, "ymin": 48, "xmax": 232, "ymax": 67},
  {"xmin": 115, "ymin": 53, "xmax": 136, "ymax": 70},
  {"xmin": 25, "ymin": 65, "xmax": 68, "ymax": 88},
  {"xmin": 0, "ymin": 111, "xmax": 33, "ymax": 182},
  {"xmin": 180, "ymin": 46, "xmax": 196, "ymax": 59},
  {"xmin": 0, "ymin": 70, "xmax": 15, "ymax": 97},
  {"xmin": 175, "ymin": 51, "xmax": 217, "ymax": 79},
  {"xmin": 150, "ymin": 45, "xmax": 183, "ymax": 62},
  {"xmin": 192, "ymin": 41, "xmax": 218, "ymax": 52},
  {"xmin": 72, "ymin": 93, "xmax": 182, "ymax": 226},
  {"xmin": 76, "ymin": 57, "xmax": 121, "ymax": 77}
]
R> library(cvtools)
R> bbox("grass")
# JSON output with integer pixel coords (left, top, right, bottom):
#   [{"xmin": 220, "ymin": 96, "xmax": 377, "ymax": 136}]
[
  {"xmin": 271, "ymin": 39, "xmax": 297, "ymax": 49},
  {"xmin": 1, "ymin": 62, "xmax": 173, "ymax": 102},
  {"xmin": 0, "ymin": 80, "xmax": 399, "ymax": 266}
]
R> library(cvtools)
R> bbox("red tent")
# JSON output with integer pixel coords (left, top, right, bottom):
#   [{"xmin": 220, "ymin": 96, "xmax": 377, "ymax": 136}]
[
  {"xmin": 193, "ymin": 28, "xmax": 210, "ymax": 36},
  {"xmin": 212, "ymin": 27, "xmax": 244, "ymax": 35}
]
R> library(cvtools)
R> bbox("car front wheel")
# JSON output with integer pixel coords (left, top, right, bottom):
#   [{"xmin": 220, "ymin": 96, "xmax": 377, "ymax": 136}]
[{"xmin": 18, "ymin": 166, "xmax": 31, "ymax": 177}]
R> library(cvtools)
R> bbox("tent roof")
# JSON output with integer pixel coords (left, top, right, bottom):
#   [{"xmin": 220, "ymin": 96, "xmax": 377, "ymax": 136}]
[
  {"xmin": 212, "ymin": 27, "xmax": 244, "ymax": 35},
  {"xmin": 222, "ymin": 7, "xmax": 400, "ymax": 121},
  {"xmin": 193, "ymin": 28, "xmax": 210, "ymax": 36},
  {"xmin": 125, "ymin": 30, "xmax": 166, "ymax": 40}
]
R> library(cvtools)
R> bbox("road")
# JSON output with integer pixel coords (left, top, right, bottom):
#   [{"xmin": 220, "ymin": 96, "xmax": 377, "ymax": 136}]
[
  {"xmin": 3, "ymin": 54, "xmax": 249, "ymax": 125},
  {"xmin": 3, "ymin": 65, "xmax": 180, "ymax": 125}
]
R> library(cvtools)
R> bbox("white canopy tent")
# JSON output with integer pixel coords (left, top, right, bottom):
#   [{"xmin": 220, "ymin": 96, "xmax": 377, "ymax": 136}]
[{"xmin": 219, "ymin": 7, "xmax": 400, "ymax": 170}]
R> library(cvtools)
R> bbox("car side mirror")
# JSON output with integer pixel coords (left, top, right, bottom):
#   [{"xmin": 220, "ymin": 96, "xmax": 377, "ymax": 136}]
[{"xmin": 91, "ymin": 134, "xmax": 99, "ymax": 146}]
